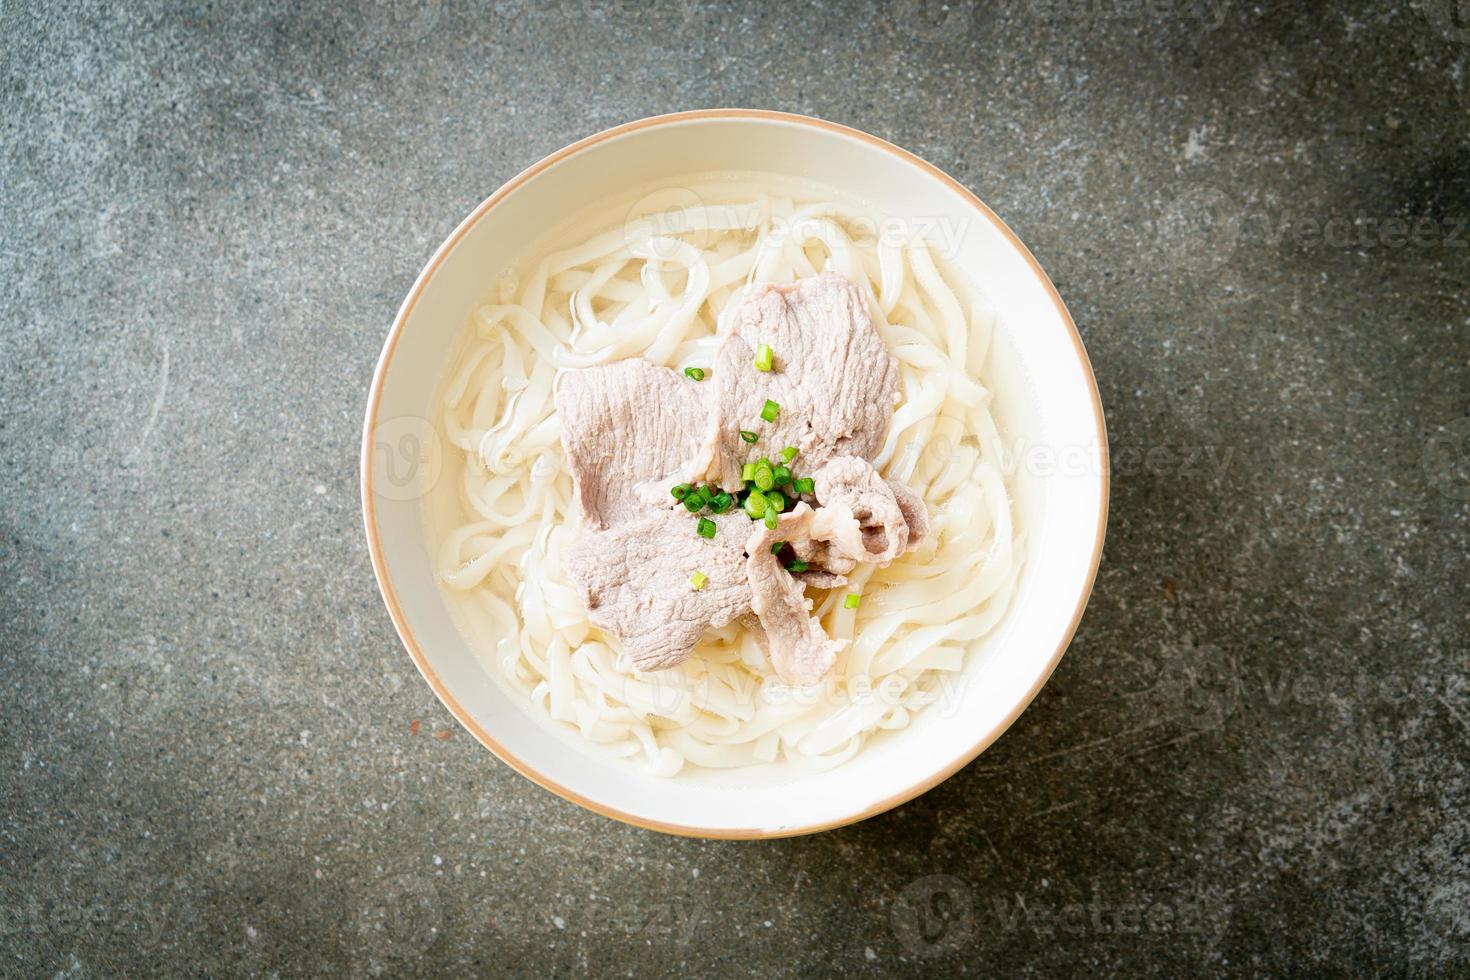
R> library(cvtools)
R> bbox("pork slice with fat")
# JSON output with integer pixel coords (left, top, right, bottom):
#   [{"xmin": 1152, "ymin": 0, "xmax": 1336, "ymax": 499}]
[
  {"xmin": 810, "ymin": 455, "xmax": 928, "ymax": 566},
  {"xmin": 555, "ymin": 359, "xmax": 707, "ymax": 530},
  {"xmin": 561, "ymin": 508, "xmax": 752, "ymax": 672},
  {"xmin": 691, "ymin": 273, "xmax": 899, "ymax": 490},
  {"xmin": 744, "ymin": 504, "xmax": 848, "ymax": 686}
]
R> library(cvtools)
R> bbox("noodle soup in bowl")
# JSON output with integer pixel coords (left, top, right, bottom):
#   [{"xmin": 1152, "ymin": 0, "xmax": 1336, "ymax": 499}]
[{"xmin": 362, "ymin": 110, "xmax": 1107, "ymax": 837}]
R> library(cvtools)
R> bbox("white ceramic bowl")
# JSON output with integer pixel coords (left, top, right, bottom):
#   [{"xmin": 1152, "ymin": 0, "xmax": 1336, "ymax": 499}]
[{"xmin": 362, "ymin": 110, "xmax": 1108, "ymax": 838}]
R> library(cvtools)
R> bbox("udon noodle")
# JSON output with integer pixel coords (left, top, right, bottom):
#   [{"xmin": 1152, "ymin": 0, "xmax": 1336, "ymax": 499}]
[{"xmin": 434, "ymin": 175, "xmax": 1021, "ymax": 776}]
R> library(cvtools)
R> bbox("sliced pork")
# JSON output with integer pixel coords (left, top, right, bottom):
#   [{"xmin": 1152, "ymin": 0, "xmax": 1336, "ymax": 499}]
[
  {"xmin": 690, "ymin": 273, "xmax": 899, "ymax": 490},
  {"xmin": 561, "ymin": 508, "xmax": 752, "ymax": 672},
  {"xmin": 556, "ymin": 273, "xmax": 928, "ymax": 685},
  {"xmin": 744, "ymin": 505, "xmax": 847, "ymax": 686},
  {"xmin": 889, "ymin": 481, "xmax": 930, "ymax": 550},
  {"xmin": 810, "ymin": 456, "xmax": 924, "ymax": 566},
  {"xmin": 555, "ymin": 359, "xmax": 706, "ymax": 531}
]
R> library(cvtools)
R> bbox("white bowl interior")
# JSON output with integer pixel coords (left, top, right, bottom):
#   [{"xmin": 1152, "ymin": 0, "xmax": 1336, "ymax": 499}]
[{"xmin": 365, "ymin": 115, "xmax": 1105, "ymax": 835}]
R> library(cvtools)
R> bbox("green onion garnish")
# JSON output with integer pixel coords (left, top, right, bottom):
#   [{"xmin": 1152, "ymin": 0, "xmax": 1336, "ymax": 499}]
[
  {"xmin": 759, "ymin": 399, "xmax": 780, "ymax": 422},
  {"xmin": 684, "ymin": 366, "xmax": 706, "ymax": 381},
  {"xmin": 743, "ymin": 490, "xmax": 767, "ymax": 519},
  {"xmin": 792, "ymin": 476, "xmax": 815, "ymax": 495},
  {"xmin": 739, "ymin": 430, "xmax": 759, "ymax": 444},
  {"xmin": 690, "ymin": 571, "xmax": 707, "ymax": 590},
  {"xmin": 765, "ymin": 490, "xmax": 786, "ymax": 513},
  {"xmin": 754, "ymin": 343, "xmax": 774, "ymax": 372},
  {"xmin": 771, "ymin": 465, "xmax": 791, "ymax": 486},
  {"xmin": 786, "ymin": 561, "xmax": 810, "ymax": 573},
  {"xmin": 763, "ymin": 510, "xmax": 779, "ymax": 530},
  {"xmin": 683, "ymin": 495, "xmax": 703, "ymax": 513},
  {"xmin": 780, "ymin": 447, "xmax": 798, "ymax": 464},
  {"xmin": 753, "ymin": 464, "xmax": 775, "ymax": 492},
  {"xmin": 843, "ymin": 593, "xmax": 861, "ymax": 609},
  {"xmin": 771, "ymin": 541, "xmax": 784, "ymax": 554},
  {"xmin": 742, "ymin": 462, "xmax": 757, "ymax": 482},
  {"xmin": 697, "ymin": 517, "xmax": 717, "ymax": 539},
  {"xmin": 671, "ymin": 483, "xmax": 692, "ymax": 501},
  {"xmin": 708, "ymin": 492, "xmax": 733, "ymax": 514}
]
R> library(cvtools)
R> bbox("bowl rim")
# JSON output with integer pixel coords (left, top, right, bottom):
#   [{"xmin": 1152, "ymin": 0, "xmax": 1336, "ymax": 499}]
[{"xmin": 360, "ymin": 108, "xmax": 1110, "ymax": 839}]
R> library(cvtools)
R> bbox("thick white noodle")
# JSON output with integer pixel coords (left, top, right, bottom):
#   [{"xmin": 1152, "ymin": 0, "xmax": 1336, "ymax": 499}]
[{"xmin": 435, "ymin": 179, "xmax": 1023, "ymax": 776}]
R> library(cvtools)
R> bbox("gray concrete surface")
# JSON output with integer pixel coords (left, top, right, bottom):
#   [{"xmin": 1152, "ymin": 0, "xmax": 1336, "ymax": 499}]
[{"xmin": 3, "ymin": 0, "xmax": 1468, "ymax": 976}]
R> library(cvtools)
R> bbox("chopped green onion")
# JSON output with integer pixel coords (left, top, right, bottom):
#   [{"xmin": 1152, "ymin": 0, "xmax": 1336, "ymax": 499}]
[
  {"xmin": 753, "ymin": 464, "xmax": 775, "ymax": 492},
  {"xmin": 671, "ymin": 483, "xmax": 692, "ymax": 501},
  {"xmin": 708, "ymin": 491, "xmax": 733, "ymax": 514},
  {"xmin": 763, "ymin": 510, "xmax": 779, "ymax": 530},
  {"xmin": 772, "ymin": 465, "xmax": 791, "ymax": 486},
  {"xmin": 792, "ymin": 476, "xmax": 815, "ymax": 495},
  {"xmin": 743, "ymin": 490, "xmax": 767, "ymax": 519},
  {"xmin": 739, "ymin": 430, "xmax": 759, "ymax": 444},
  {"xmin": 683, "ymin": 366, "xmax": 706, "ymax": 381},
  {"xmin": 697, "ymin": 517, "xmax": 717, "ymax": 539},
  {"xmin": 759, "ymin": 399, "xmax": 780, "ymax": 422},
  {"xmin": 690, "ymin": 571, "xmax": 707, "ymax": 590},
  {"xmin": 780, "ymin": 447, "xmax": 799, "ymax": 464},
  {"xmin": 786, "ymin": 560, "xmax": 810, "ymax": 573},
  {"xmin": 765, "ymin": 490, "xmax": 786, "ymax": 513},
  {"xmin": 771, "ymin": 541, "xmax": 784, "ymax": 554},
  {"xmin": 754, "ymin": 343, "xmax": 774, "ymax": 372},
  {"xmin": 843, "ymin": 593, "xmax": 861, "ymax": 609},
  {"xmin": 693, "ymin": 485, "xmax": 713, "ymax": 506},
  {"xmin": 683, "ymin": 495, "xmax": 703, "ymax": 513},
  {"xmin": 742, "ymin": 462, "xmax": 757, "ymax": 482}
]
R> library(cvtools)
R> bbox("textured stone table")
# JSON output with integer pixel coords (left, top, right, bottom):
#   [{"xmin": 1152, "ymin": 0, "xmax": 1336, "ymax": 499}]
[{"xmin": 3, "ymin": 1, "xmax": 1467, "ymax": 975}]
